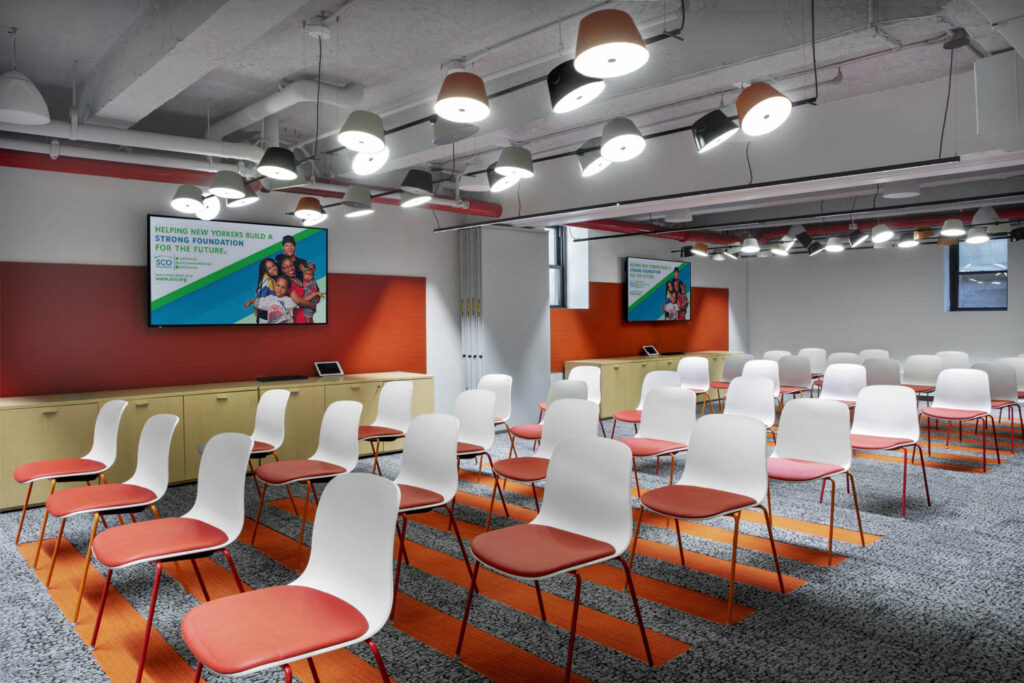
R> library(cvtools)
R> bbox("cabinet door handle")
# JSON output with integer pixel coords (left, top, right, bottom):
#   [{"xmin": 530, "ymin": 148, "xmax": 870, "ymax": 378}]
[
  {"xmin": 135, "ymin": 401, "xmax": 149, "ymax": 407},
  {"xmin": 290, "ymin": 390, "xmax": 300, "ymax": 395},
  {"xmin": 216, "ymin": 395, "xmax": 228, "ymax": 401},
  {"xmin": 42, "ymin": 409, "xmax": 58, "ymax": 416},
  {"xmin": 350, "ymin": 386, "xmax": 361, "ymax": 391}
]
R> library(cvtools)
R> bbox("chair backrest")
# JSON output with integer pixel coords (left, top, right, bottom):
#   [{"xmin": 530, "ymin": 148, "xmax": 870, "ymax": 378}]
[
  {"xmin": 677, "ymin": 414, "xmax": 768, "ymax": 504},
  {"xmin": 533, "ymin": 437, "xmax": 633, "ymax": 554},
  {"xmin": 535, "ymin": 398, "xmax": 599, "ymax": 460},
  {"xmin": 827, "ymin": 352, "xmax": 860, "ymax": 366},
  {"xmin": 973, "ymin": 362, "xmax": 1017, "ymax": 402},
  {"xmin": 723, "ymin": 376, "xmax": 776, "ymax": 428},
  {"xmin": 819, "ymin": 363, "xmax": 867, "ymax": 403},
  {"xmin": 87, "ymin": 400, "xmax": 128, "ymax": 467},
  {"xmin": 778, "ymin": 355, "xmax": 812, "ymax": 389},
  {"xmin": 636, "ymin": 370, "xmax": 681, "ymax": 410},
  {"xmin": 997, "ymin": 357, "xmax": 1024, "ymax": 392},
  {"xmin": 864, "ymin": 358, "xmax": 901, "ymax": 386},
  {"xmin": 721, "ymin": 353, "xmax": 754, "ymax": 382},
  {"xmin": 566, "ymin": 365, "xmax": 602, "ymax": 404},
  {"xmin": 932, "ymin": 368, "xmax": 991, "ymax": 412},
  {"xmin": 858, "ymin": 349, "xmax": 890, "ymax": 362},
  {"xmin": 477, "ymin": 373, "xmax": 513, "ymax": 423},
  {"xmin": 903, "ymin": 354, "xmax": 943, "ymax": 386},
  {"xmin": 293, "ymin": 472, "xmax": 399, "ymax": 635},
  {"xmin": 310, "ymin": 400, "xmax": 362, "ymax": 470},
  {"xmin": 251, "ymin": 389, "xmax": 290, "ymax": 449},
  {"xmin": 773, "ymin": 398, "xmax": 851, "ymax": 470},
  {"xmin": 543, "ymin": 379, "xmax": 588, "ymax": 423},
  {"xmin": 373, "ymin": 381, "xmax": 414, "ymax": 431},
  {"xmin": 851, "ymin": 385, "xmax": 919, "ymax": 442},
  {"xmin": 676, "ymin": 356, "xmax": 710, "ymax": 392},
  {"xmin": 124, "ymin": 414, "xmax": 179, "ymax": 498},
  {"xmin": 184, "ymin": 432, "xmax": 254, "ymax": 541},
  {"xmin": 742, "ymin": 359, "xmax": 780, "ymax": 396},
  {"xmin": 636, "ymin": 387, "xmax": 696, "ymax": 443},
  {"xmin": 394, "ymin": 413, "xmax": 460, "ymax": 504},
  {"xmin": 798, "ymin": 348, "xmax": 827, "ymax": 374},
  {"xmin": 453, "ymin": 389, "xmax": 496, "ymax": 452},
  {"xmin": 762, "ymin": 350, "xmax": 791, "ymax": 363},
  {"xmin": 936, "ymin": 351, "xmax": 970, "ymax": 370}
]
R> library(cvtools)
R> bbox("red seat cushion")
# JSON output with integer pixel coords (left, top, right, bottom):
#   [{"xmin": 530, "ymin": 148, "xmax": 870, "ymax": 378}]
[
  {"xmin": 709, "ymin": 381, "xmax": 729, "ymax": 390},
  {"xmin": 492, "ymin": 456, "xmax": 548, "ymax": 483},
  {"xmin": 780, "ymin": 385, "xmax": 809, "ymax": 394},
  {"xmin": 93, "ymin": 517, "xmax": 229, "ymax": 568},
  {"xmin": 46, "ymin": 484, "xmax": 156, "ymax": 518},
  {"xmin": 182, "ymin": 585, "xmax": 369, "ymax": 675},
  {"xmin": 991, "ymin": 400, "xmax": 1016, "ymax": 408},
  {"xmin": 251, "ymin": 440, "xmax": 276, "ymax": 455},
  {"xmin": 509, "ymin": 423, "xmax": 542, "ymax": 440},
  {"xmin": 850, "ymin": 434, "xmax": 915, "ymax": 451},
  {"xmin": 358, "ymin": 426, "xmax": 403, "ymax": 440},
  {"xmin": 612, "ymin": 409, "xmax": 642, "ymax": 423},
  {"xmin": 903, "ymin": 384, "xmax": 935, "ymax": 393},
  {"xmin": 921, "ymin": 407, "xmax": 987, "ymax": 421},
  {"xmin": 767, "ymin": 457, "xmax": 844, "ymax": 482},
  {"xmin": 255, "ymin": 459, "xmax": 347, "ymax": 485},
  {"xmin": 398, "ymin": 484, "xmax": 444, "ymax": 512},
  {"xmin": 1019, "ymin": 390, "xmax": 1024, "ymax": 399},
  {"xmin": 471, "ymin": 524, "xmax": 615, "ymax": 578},
  {"xmin": 457, "ymin": 441, "xmax": 485, "ymax": 455},
  {"xmin": 617, "ymin": 437, "xmax": 687, "ymax": 458},
  {"xmin": 640, "ymin": 485, "xmax": 756, "ymax": 520},
  {"xmin": 12, "ymin": 458, "xmax": 105, "ymax": 484}
]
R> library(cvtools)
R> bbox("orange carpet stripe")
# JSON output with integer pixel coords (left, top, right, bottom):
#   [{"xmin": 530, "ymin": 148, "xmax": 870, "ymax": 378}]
[
  {"xmin": 631, "ymin": 536, "xmax": 800, "ymax": 592},
  {"xmin": 854, "ymin": 450, "xmax": 986, "ymax": 473}
]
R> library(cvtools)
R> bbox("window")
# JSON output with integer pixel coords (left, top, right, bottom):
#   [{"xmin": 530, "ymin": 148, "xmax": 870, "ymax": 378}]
[
  {"xmin": 548, "ymin": 226, "xmax": 566, "ymax": 307},
  {"xmin": 948, "ymin": 239, "xmax": 1008, "ymax": 311}
]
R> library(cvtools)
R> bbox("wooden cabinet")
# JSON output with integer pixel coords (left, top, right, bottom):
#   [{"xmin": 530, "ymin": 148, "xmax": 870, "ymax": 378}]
[
  {"xmin": 0, "ymin": 402, "xmax": 99, "ymax": 509},
  {"xmin": 262, "ymin": 385, "xmax": 325, "ymax": 462},
  {"xmin": 182, "ymin": 390, "xmax": 258, "ymax": 481},
  {"xmin": 110, "ymin": 396, "xmax": 185, "ymax": 485}
]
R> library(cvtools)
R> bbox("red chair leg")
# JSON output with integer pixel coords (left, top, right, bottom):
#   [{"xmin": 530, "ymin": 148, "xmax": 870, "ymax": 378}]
[
  {"xmin": 610, "ymin": 418, "xmax": 618, "ymax": 439},
  {"xmin": 446, "ymin": 503, "xmax": 472, "ymax": 579},
  {"xmin": 455, "ymin": 561, "xmax": 481, "ymax": 658},
  {"xmin": 901, "ymin": 447, "xmax": 908, "ymax": 518},
  {"xmin": 673, "ymin": 518, "xmax": 686, "ymax": 567},
  {"xmin": 14, "ymin": 481, "xmax": 33, "ymax": 544},
  {"xmin": 530, "ymin": 483, "xmax": 540, "ymax": 511},
  {"xmin": 135, "ymin": 562, "xmax": 163, "ymax": 683},
  {"xmin": 308, "ymin": 657, "xmax": 321, "ymax": 683},
  {"xmin": 926, "ymin": 417, "xmax": 932, "ymax": 459},
  {"xmin": 534, "ymin": 581, "xmax": 547, "ymax": 622},
  {"xmin": 615, "ymin": 556, "xmax": 653, "ymax": 666},
  {"xmin": 818, "ymin": 479, "xmax": 826, "ymax": 504},
  {"xmin": 251, "ymin": 479, "xmax": 268, "ymax": 545},
  {"xmin": 282, "ymin": 663, "xmax": 292, "ymax": 683},
  {"xmin": 917, "ymin": 444, "xmax": 931, "ymax": 507},
  {"xmin": 296, "ymin": 480, "xmax": 313, "ymax": 560},
  {"xmin": 190, "ymin": 559, "xmax": 210, "ymax": 601},
  {"xmin": 825, "ymin": 477, "xmax": 836, "ymax": 566},
  {"xmin": 628, "ymin": 507, "xmax": 645, "ymax": 572},
  {"xmin": 847, "ymin": 472, "xmax": 866, "ymax": 546},
  {"xmin": 989, "ymin": 415, "xmax": 1002, "ymax": 464},
  {"xmin": 44, "ymin": 518, "xmax": 66, "ymax": 588},
  {"xmin": 90, "ymin": 569, "xmax": 114, "ymax": 649},
  {"xmin": 564, "ymin": 571, "xmax": 583, "ymax": 682},
  {"xmin": 366, "ymin": 639, "xmax": 390, "ymax": 683},
  {"xmin": 485, "ymin": 478, "xmax": 509, "ymax": 531},
  {"xmin": 726, "ymin": 513, "xmax": 740, "ymax": 624},
  {"xmin": 757, "ymin": 505, "xmax": 785, "ymax": 593},
  {"xmin": 222, "ymin": 549, "xmax": 245, "ymax": 593},
  {"xmin": 192, "ymin": 663, "xmax": 202, "ymax": 683},
  {"xmin": 980, "ymin": 417, "xmax": 988, "ymax": 472},
  {"xmin": 599, "ymin": 420, "xmax": 607, "ymax": 437},
  {"xmin": 391, "ymin": 513, "xmax": 409, "ymax": 620}
]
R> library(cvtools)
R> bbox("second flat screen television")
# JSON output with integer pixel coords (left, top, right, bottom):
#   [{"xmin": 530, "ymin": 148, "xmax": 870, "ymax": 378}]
[{"xmin": 625, "ymin": 257, "xmax": 691, "ymax": 321}]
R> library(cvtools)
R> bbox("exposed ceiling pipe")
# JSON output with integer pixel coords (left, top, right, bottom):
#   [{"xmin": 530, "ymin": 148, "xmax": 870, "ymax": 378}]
[
  {"xmin": 207, "ymin": 80, "xmax": 364, "ymax": 141},
  {"xmin": 0, "ymin": 137, "xmax": 242, "ymax": 175}
]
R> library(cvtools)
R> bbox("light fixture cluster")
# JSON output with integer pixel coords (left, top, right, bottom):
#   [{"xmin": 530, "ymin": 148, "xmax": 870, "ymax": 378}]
[
  {"xmin": 691, "ymin": 81, "xmax": 792, "ymax": 154},
  {"xmin": 169, "ymin": 170, "xmax": 260, "ymax": 221}
]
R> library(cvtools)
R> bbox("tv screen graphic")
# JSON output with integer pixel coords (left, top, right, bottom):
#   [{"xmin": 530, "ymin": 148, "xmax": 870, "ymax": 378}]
[
  {"xmin": 625, "ymin": 257, "xmax": 691, "ymax": 322},
  {"xmin": 148, "ymin": 215, "xmax": 328, "ymax": 326}
]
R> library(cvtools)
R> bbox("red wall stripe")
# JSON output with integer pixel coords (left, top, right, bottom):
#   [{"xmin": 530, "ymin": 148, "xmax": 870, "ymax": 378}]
[{"xmin": 0, "ymin": 262, "xmax": 426, "ymax": 397}]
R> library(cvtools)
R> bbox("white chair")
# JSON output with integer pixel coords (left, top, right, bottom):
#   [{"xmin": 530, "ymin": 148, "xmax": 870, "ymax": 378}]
[
  {"xmin": 630, "ymin": 414, "xmax": 784, "ymax": 623},
  {"xmin": 182, "ymin": 472, "xmax": 399, "ymax": 683},
  {"xmin": 508, "ymin": 379, "xmax": 587, "ymax": 455},
  {"xmin": 767, "ymin": 399, "xmax": 865, "ymax": 565},
  {"xmin": 541, "ymin": 366, "xmax": 604, "ymax": 434},
  {"xmin": 864, "ymin": 358, "xmax": 901, "ymax": 386},
  {"xmin": 818, "ymin": 363, "xmax": 867, "ymax": 406},
  {"xmin": 250, "ymin": 388, "xmax": 290, "ymax": 462},
  {"xmin": 742, "ymin": 359, "xmax": 781, "ymax": 406},
  {"xmin": 798, "ymin": 347, "xmax": 827, "ymax": 377},
  {"xmin": 454, "ymin": 389, "xmax": 497, "ymax": 476},
  {"xmin": 478, "ymin": 373, "xmax": 513, "ymax": 439},
  {"xmin": 997, "ymin": 357, "xmax": 1024, "ymax": 399},
  {"xmin": 14, "ymin": 399, "xmax": 128, "ymax": 547},
  {"xmin": 851, "ymin": 386, "xmax": 930, "ymax": 517},
  {"xmin": 921, "ymin": 369, "xmax": 999, "ymax": 470},
  {"xmin": 763, "ymin": 350, "xmax": 791, "ymax": 363},
  {"xmin": 973, "ymin": 362, "xmax": 1022, "ymax": 454},
  {"xmin": 858, "ymin": 349, "xmax": 890, "ymax": 362},
  {"xmin": 827, "ymin": 352, "xmax": 860, "ymax": 365},
  {"xmin": 709, "ymin": 353, "xmax": 753, "ymax": 411},
  {"xmin": 778, "ymin": 355, "xmax": 813, "ymax": 402},
  {"xmin": 252, "ymin": 400, "xmax": 362, "ymax": 551},
  {"xmin": 393, "ymin": 414, "xmax": 472, "ymax": 614},
  {"xmin": 458, "ymin": 437, "xmax": 652, "ymax": 679},
  {"xmin": 902, "ymin": 354, "xmax": 943, "ymax": 399},
  {"xmin": 90, "ymin": 432, "xmax": 254, "ymax": 680},
  {"xmin": 486, "ymin": 398, "xmax": 598, "ymax": 529},
  {"xmin": 936, "ymin": 351, "xmax": 970, "ymax": 370},
  {"xmin": 677, "ymin": 356, "xmax": 712, "ymax": 415},
  {"xmin": 359, "ymin": 380, "xmax": 414, "ymax": 475},
  {"xmin": 617, "ymin": 387, "xmax": 695, "ymax": 490},
  {"xmin": 724, "ymin": 376, "xmax": 778, "ymax": 442},
  {"xmin": 611, "ymin": 370, "xmax": 679, "ymax": 437}
]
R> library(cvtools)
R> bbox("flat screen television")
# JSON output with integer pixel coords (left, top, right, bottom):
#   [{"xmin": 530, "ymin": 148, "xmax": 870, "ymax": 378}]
[
  {"xmin": 148, "ymin": 214, "xmax": 328, "ymax": 326},
  {"xmin": 625, "ymin": 257, "xmax": 690, "ymax": 322}
]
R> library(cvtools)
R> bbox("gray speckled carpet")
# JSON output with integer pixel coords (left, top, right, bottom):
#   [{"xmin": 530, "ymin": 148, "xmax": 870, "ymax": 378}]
[{"xmin": 2, "ymin": 415, "xmax": 1022, "ymax": 682}]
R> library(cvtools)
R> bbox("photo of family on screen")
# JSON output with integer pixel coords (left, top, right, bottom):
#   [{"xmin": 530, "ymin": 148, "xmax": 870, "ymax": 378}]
[{"xmin": 244, "ymin": 235, "xmax": 325, "ymax": 324}]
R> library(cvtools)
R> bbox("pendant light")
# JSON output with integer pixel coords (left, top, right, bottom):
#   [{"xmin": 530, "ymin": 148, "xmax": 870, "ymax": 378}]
[
  {"xmin": 690, "ymin": 243, "xmax": 709, "ymax": 257},
  {"xmin": 965, "ymin": 226, "xmax": 990, "ymax": 244},
  {"xmin": 487, "ymin": 163, "xmax": 519, "ymax": 193},
  {"xmin": 825, "ymin": 237, "xmax": 846, "ymax": 252},
  {"xmin": 343, "ymin": 185, "xmax": 374, "ymax": 218},
  {"xmin": 0, "ymin": 28, "xmax": 50, "ymax": 125},
  {"xmin": 494, "ymin": 145, "xmax": 534, "ymax": 179},
  {"xmin": 257, "ymin": 146, "xmax": 298, "ymax": 181},
  {"xmin": 897, "ymin": 231, "xmax": 919, "ymax": 248},
  {"xmin": 208, "ymin": 171, "xmax": 247, "ymax": 200},
  {"xmin": 881, "ymin": 180, "xmax": 920, "ymax": 199},
  {"xmin": 940, "ymin": 219, "xmax": 966, "ymax": 237},
  {"xmin": 226, "ymin": 185, "xmax": 259, "ymax": 208},
  {"xmin": 771, "ymin": 236, "xmax": 795, "ymax": 256},
  {"xmin": 293, "ymin": 196, "xmax": 325, "ymax": 221},
  {"xmin": 170, "ymin": 184, "xmax": 204, "ymax": 214},
  {"xmin": 337, "ymin": 110, "xmax": 386, "ymax": 153},
  {"xmin": 574, "ymin": 9, "xmax": 649, "ymax": 79},
  {"xmin": 547, "ymin": 60, "xmax": 605, "ymax": 113},
  {"xmin": 400, "ymin": 192, "xmax": 432, "ymax": 208},
  {"xmin": 577, "ymin": 137, "xmax": 610, "ymax": 177},
  {"xmin": 600, "ymin": 117, "xmax": 645, "ymax": 162},
  {"xmin": 711, "ymin": 253, "xmax": 726, "ymax": 262},
  {"xmin": 849, "ymin": 227, "xmax": 871, "ymax": 248},
  {"xmin": 400, "ymin": 169, "xmax": 434, "ymax": 197},
  {"xmin": 692, "ymin": 110, "xmax": 738, "ymax": 153},
  {"xmin": 973, "ymin": 206, "xmax": 1007, "ymax": 234},
  {"xmin": 351, "ymin": 146, "xmax": 390, "ymax": 176},
  {"xmin": 741, "ymin": 237, "xmax": 760, "ymax": 254},
  {"xmin": 736, "ymin": 82, "xmax": 792, "ymax": 136},
  {"xmin": 871, "ymin": 224, "xmax": 894, "ymax": 243},
  {"xmin": 195, "ymin": 195, "xmax": 221, "ymax": 221},
  {"xmin": 807, "ymin": 241, "xmax": 825, "ymax": 256},
  {"xmin": 434, "ymin": 70, "xmax": 490, "ymax": 123}
]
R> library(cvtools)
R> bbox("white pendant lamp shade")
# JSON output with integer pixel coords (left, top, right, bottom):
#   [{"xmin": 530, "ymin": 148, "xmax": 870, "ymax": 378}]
[
  {"xmin": 195, "ymin": 195, "xmax": 221, "ymax": 221},
  {"xmin": 973, "ymin": 206, "xmax": 998, "ymax": 227},
  {"xmin": 337, "ymin": 110, "xmax": 386, "ymax": 153},
  {"xmin": 574, "ymin": 9, "xmax": 649, "ymax": 79},
  {"xmin": 226, "ymin": 185, "xmax": 259, "ymax": 207},
  {"xmin": 547, "ymin": 60, "xmax": 605, "ymax": 113},
  {"xmin": 351, "ymin": 145, "xmax": 390, "ymax": 176},
  {"xmin": 690, "ymin": 243, "xmax": 709, "ymax": 257},
  {"xmin": 342, "ymin": 185, "xmax": 374, "ymax": 217},
  {"xmin": 897, "ymin": 231, "xmax": 919, "ymax": 248},
  {"xmin": 0, "ymin": 69, "xmax": 50, "ymax": 124},
  {"xmin": 494, "ymin": 145, "xmax": 534, "ymax": 179},
  {"xmin": 871, "ymin": 224, "xmax": 894, "ymax": 243},
  {"xmin": 825, "ymin": 236, "xmax": 846, "ymax": 252},
  {"xmin": 965, "ymin": 226, "xmax": 989, "ymax": 244},
  {"xmin": 170, "ymin": 184, "xmax": 204, "ymax": 214},
  {"xmin": 711, "ymin": 253, "xmax": 726, "ymax": 262},
  {"xmin": 736, "ymin": 82, "xmax": 792, "ymax": 136},
  {"xmin": 940, "ymin": 218, "xmax": 966, "ymax": 237},
  {"xmin": 257, "ymin": 146, "xmax": 298, "ymax": 180},
  {"xmin": 434, "ymin": 70, "xmax": 490, "ymax": 123},
  {"xmin": 771, "ymin": 236, "xmax": 794, "ymax": 255},
  {"xmin": 741, "ymin": 237, "xmax": 760, "ymax": 254},
  {"xmin": 208, "ymin": 171, "xmax": 247, "ymax": 199},
  {"xmin": 400, "ymin": 192, "xmax": 432, "ymax": 208},
  {"xmin": 600, "ymin": 117, "xmax": 645, "ymax": 162},
  {"xmin": 293, "ymin": 196, "xmax": 325, "ymax": 221},
  {"xmin": 577, "ymin": 137, "xmax": 610, "ymax": 177},
  {"xmin": 881, "ymin": 180, "xmax": 920, "ymax": 199},
  {"xmin": 487, "ymin": 163, "xmax": 519, "ymax": 193}
]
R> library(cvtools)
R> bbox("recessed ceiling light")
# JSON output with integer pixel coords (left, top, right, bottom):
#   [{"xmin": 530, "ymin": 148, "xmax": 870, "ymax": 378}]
[{"xmin": 574, "ymin": 9, "xmax": 649, "ymax": 79}]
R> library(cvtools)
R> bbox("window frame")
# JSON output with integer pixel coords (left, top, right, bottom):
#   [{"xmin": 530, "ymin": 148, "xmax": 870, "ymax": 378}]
[
  {"xmin": 947, "ymin": 240, "xmax": 1008, "ymax": 312},
  {"xmin": 548, "ymin": 226, "xmax": 567, "ymax": 308}
]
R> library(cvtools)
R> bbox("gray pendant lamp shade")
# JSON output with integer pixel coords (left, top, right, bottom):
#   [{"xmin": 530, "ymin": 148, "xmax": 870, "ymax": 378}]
[
  {"xmin": 0, "ymin": 69, "xmax": 50, "ymax": 124},
  {"xmin": 547, "ymin": 60, "xmax": 604, "ymax": 114},
  {"xmin": 226, "ymin": 185, "xmax": 259, "ymax": 207},
  {"xmin": 432, "ymin": 117, "xmax": 478, "ymax": 145},
  {"xmin": 342, "ymin": 185, "xmax": 374, "ymax": 217},
  {"xmin": 494, "ymin": 145, "xmax": 534, "ymax": 179},
  {"xmin": 400, "ymin": 169, "xmax": 434, "ymax": 196},
  {"xmin": 257, "ymin": 146, "xmax": 298, "ymax": 180},
  {"xmin": 487, "ymin": 163, "xmax": 518, "ymax": 193},
  {"xmin": 692, "ymin": 110, "xmax": 738, "ymax": 153},
  {"xmin": 337, "ymin": 110, "xmax": 386, "ymax": 153},
  {"xmin": 208, "ymin": 171, "xmax": 247, "ymax": 199},
  {"xmin": 940, "ymin": 219, "xmax": 966, "ymax": 237},
  {"xmin": 170, "ymin": 184, "xmax": 204, "ymax": 213},
  {"xmin": 577, "ymin": 137, "xmax": 610, "ymax": 177},
  {"xmin": 600, "ymin": 117, "xmax": 645, "ymax": 162}
]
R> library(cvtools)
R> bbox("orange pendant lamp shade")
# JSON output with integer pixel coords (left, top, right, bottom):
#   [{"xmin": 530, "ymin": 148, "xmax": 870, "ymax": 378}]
[
  {"xmin": 736, "ymin": 82, "xmax": 792, "ymax": 136},
  {"xmin": 434, "ymin": 71, "xmax": 490, "ymax": 123},
  {"xmin": 574, "ymin": 9, "xmax": 649, "ymax": 79}
]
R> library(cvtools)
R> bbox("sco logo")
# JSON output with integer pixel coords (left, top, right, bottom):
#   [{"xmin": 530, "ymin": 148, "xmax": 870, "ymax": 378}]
[{"xmin": 154, "ymin": 257, "xmax": 173, "ymax": 267}]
